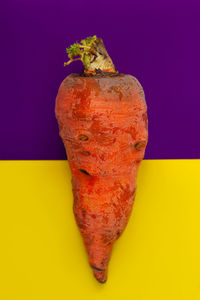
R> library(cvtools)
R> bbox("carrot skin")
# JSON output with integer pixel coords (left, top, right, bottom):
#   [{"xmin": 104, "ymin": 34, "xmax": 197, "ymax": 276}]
[{"xmin": 55, "ymin": 73, "xmax": 148, "ymax": 282}]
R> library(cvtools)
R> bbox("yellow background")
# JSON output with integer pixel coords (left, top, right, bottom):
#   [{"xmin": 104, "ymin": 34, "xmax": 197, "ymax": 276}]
[{"xmin": 0, "ymin": 160, "xmax": 200, "ymax": 299}]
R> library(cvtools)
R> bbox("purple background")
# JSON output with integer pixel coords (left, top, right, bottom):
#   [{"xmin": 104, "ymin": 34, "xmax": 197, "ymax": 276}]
[{"xmin": 1, "ymin": 0, "xmax": 200, "ymax": 159}]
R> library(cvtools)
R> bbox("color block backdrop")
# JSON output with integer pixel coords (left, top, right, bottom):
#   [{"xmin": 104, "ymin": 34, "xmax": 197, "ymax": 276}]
[
  {"xmin": 1, "ymin": 0, "xmax": 200, "ymax": 159},
  {"xmin": 1, "ymin": 1, "xmax": 200, "ymax": 300}
]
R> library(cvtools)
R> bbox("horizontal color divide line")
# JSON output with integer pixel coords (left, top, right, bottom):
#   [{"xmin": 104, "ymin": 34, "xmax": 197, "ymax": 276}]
[{"xmin": 0, "ymin": 159, "xmax": 200, "ymax": 161}]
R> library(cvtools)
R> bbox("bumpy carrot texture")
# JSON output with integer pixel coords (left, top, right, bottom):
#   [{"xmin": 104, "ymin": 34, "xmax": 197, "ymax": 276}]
[{"xmin": 55, "ymin": 73, "xmax": 148, "ymax": 283}]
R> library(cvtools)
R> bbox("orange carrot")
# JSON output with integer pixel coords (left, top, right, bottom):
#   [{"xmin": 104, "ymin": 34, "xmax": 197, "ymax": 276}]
[{"xmin": 55, "ymin": 36, "xmax": 148, "ymax": 283}]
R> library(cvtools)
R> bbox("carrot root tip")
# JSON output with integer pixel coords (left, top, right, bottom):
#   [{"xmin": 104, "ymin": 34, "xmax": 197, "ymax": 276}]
[{"xmin": 93, "ymin": 269, "xmax": 107, "ymax": 284}]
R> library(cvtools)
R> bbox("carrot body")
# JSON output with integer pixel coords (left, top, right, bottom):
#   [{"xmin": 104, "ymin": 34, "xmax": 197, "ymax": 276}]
[{"xmin": 55, "ymin": 73, "xmax": 148, "ymax": 283}]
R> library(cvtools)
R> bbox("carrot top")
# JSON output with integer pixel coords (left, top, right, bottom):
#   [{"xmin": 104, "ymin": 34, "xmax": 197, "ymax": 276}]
[{"xmin": 64, "ymin": 35, "xmax": 118, "ymax": 75}]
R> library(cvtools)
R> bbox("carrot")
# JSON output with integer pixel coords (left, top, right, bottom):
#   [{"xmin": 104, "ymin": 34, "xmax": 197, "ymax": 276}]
[{"xmin": 55, "ymin": 36, "xmax": 148, "ymax": 283}]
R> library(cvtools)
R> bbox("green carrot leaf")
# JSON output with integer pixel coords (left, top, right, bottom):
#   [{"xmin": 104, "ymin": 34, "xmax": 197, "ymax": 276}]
[{"xmin": 66, "ymin": 42, "xmax": 81, "ymax": 58}]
